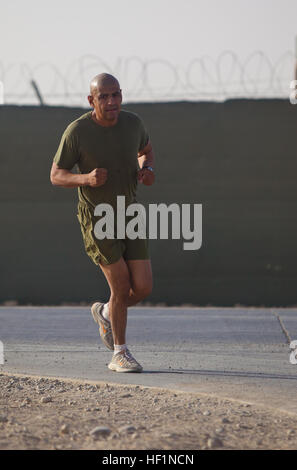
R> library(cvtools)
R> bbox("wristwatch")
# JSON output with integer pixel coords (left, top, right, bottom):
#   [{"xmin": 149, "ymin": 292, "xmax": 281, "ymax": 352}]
[{"xmin": 142, "ymin": 166, "xmax": 154, "ymax": 172}]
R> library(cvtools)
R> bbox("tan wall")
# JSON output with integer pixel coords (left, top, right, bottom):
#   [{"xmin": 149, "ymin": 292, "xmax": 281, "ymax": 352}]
[{"xmin": 0, "ymin": 100, "xmax": 296, "ymax": 306}]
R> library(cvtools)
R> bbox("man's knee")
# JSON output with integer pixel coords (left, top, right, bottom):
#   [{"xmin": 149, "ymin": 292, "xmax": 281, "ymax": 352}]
[
  {"xmin": 112, "ymin": 281, "xmax": 131, "ymax": 303},
  {"xmin": 100, "ymin": 257, "xmax": 132, "ymax": 303},
  {"xmin": 133, "ymin": 283, "xmax": 153, "ymax": 301}
]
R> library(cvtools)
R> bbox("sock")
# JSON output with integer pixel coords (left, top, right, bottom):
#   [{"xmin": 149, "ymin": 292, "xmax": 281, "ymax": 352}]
[
  {"xmin": 102, "ymin": 303, "xmax": 110, "ymax": 321},
  {"xmin": 114, "ymin": 344, "xmax": 127, "ymax": 356}
]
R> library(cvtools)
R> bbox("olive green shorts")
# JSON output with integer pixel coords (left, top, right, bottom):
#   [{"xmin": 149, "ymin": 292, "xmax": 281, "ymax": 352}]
[{"xmin": 77, "ymin": 201, "xmax": 149, "ymax": 266}]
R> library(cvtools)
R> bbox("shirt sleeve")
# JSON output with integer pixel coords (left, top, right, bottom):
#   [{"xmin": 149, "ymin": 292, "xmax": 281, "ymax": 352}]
[
  {"xmin": 138, "ymin": 118, "xmax": 150, "ymax": 152},
  {"xmin": 53, "ymin": 126, "xmax": 80, "ymax": 170}
]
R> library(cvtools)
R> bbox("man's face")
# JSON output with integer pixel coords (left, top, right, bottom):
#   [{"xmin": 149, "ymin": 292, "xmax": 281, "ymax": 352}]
[{"xmin": 89, "ymin": 83, "xmax": 122, "ymax": 123}]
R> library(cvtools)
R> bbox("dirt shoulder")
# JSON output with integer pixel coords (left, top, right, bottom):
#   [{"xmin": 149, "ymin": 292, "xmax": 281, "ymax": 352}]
[{"xmin": 0, "ymin": 372, "xmax": 297, "ymax": 450}]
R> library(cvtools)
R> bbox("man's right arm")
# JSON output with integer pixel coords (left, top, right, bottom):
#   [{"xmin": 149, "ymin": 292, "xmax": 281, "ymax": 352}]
[{"xmin": 50, "ymin": 162, "xmax": 107, "ymax": 188}]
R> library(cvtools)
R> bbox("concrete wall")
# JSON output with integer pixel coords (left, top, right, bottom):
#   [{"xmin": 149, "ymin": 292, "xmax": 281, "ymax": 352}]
[{"xmin": 0, "ymin": 100, "xmax": 296, "ymax": 306}]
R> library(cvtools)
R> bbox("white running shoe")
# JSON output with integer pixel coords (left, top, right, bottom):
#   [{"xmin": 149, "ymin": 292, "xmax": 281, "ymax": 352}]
[
  {"xmin": 91, "ymin": 302, "xmax": 114, "ymax": 351},
  {"xmin": 108, "ymin": 349, "xmax": 143, "ymax": 373}
]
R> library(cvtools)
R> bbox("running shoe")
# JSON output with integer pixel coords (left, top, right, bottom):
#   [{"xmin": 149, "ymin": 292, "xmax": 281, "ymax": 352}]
[
  {"xmin": 91, "ymin": 302, "xmax": 114, "ymax": 351},
  {"xmin": 108, "ymin": 348, "xmax": 143, "ymax": 373}
]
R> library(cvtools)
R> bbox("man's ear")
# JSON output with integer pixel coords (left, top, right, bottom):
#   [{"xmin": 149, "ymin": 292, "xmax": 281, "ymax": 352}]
[{"xmin": 87, "ymin": 94, "xmax": 94, "ymax": 107}]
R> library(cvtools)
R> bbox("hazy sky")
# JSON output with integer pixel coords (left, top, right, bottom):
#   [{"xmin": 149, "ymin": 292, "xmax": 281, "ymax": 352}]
[
  {"xmin": 1, "ymin": 0, "xmax": 296, "ymax": 64},
  {"xmin": 1, "ymin": 0, "xmax": 296, "ymax": 103}
]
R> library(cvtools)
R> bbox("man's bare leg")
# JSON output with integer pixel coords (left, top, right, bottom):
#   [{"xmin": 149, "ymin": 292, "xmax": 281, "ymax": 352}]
[
  {"xmin": 99, "ymin": 258, "xmax": 152, "ymax": 343},
  {"xmin": 126, "ymin": 259, "xmax": 153, "ymax": 306},
  {"xmin": 98, "ymin": 257, "xmax": 131, "ymax": 345},
  {"xmin": 97, "ymin": 257, "xmax": 147, "ymax": 372}
]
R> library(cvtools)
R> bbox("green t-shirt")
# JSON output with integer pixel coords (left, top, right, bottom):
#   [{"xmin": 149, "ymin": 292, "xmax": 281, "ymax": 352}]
[{"xmin": 53, "ymin": 110, "xmax": 149, "ymax": 209}]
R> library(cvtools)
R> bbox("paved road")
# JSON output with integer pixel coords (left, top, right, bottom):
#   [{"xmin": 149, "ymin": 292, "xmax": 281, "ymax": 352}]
[{"xmin": 1, "ymin": 306, "xmax": 297, "ymax": 414}]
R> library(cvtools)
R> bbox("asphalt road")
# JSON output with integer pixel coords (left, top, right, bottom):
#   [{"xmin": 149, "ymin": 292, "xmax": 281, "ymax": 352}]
[{"xmin": 1, "ymin": 306, "xmax": 297, "ymax": 414}]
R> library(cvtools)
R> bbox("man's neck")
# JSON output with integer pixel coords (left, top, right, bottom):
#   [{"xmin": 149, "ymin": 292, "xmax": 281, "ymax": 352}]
[{"xmin": 91, "ymin": 111, "xmax": 118, "ymax": 127}]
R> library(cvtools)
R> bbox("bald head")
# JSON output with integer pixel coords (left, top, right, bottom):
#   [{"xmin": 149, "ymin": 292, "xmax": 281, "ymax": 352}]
[
  {"xmin": 88, "ymin": 73, "xmax": 122, "ymax": 125},
  {"xmin": 90, "ymin": 73, "xmax": 120, "ymax": 96}
]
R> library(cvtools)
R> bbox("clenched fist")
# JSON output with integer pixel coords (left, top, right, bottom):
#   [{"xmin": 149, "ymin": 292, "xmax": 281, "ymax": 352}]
[
  {"xmin": 137, "ymin": 168, "xmax": 155, "ymax": 186},
  {"xmin": 87, "ymin": 168, "xmax": 107, "ymax": 187}
]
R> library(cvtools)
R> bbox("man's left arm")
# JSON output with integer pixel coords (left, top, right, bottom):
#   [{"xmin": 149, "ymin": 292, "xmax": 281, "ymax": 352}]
[{"xmin": 137, "ymin": 141, "xmax": 155, "ymax": 186}]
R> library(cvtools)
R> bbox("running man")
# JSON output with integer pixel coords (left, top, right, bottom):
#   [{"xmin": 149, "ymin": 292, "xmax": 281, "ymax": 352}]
[{"xmin": 50, "ymin": 73, "xmax": 155, "ymax": 373}]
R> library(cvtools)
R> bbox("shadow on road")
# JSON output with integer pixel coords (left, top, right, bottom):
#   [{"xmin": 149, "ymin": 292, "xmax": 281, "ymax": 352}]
[{"xmin": 142, "ymin": 369, "xmax": 297, "ymax": 380}]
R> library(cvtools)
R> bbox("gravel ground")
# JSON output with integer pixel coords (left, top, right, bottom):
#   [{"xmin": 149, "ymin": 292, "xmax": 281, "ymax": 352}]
[{"xmin": 1, "ymin": 372, "xmax": 297, "ymax": 450}]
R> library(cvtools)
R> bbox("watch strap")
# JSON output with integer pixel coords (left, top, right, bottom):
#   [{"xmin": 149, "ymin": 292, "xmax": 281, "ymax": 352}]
[{"xmin": 142, "ymin": 165, "xmax": 154, "ymax": 172}]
